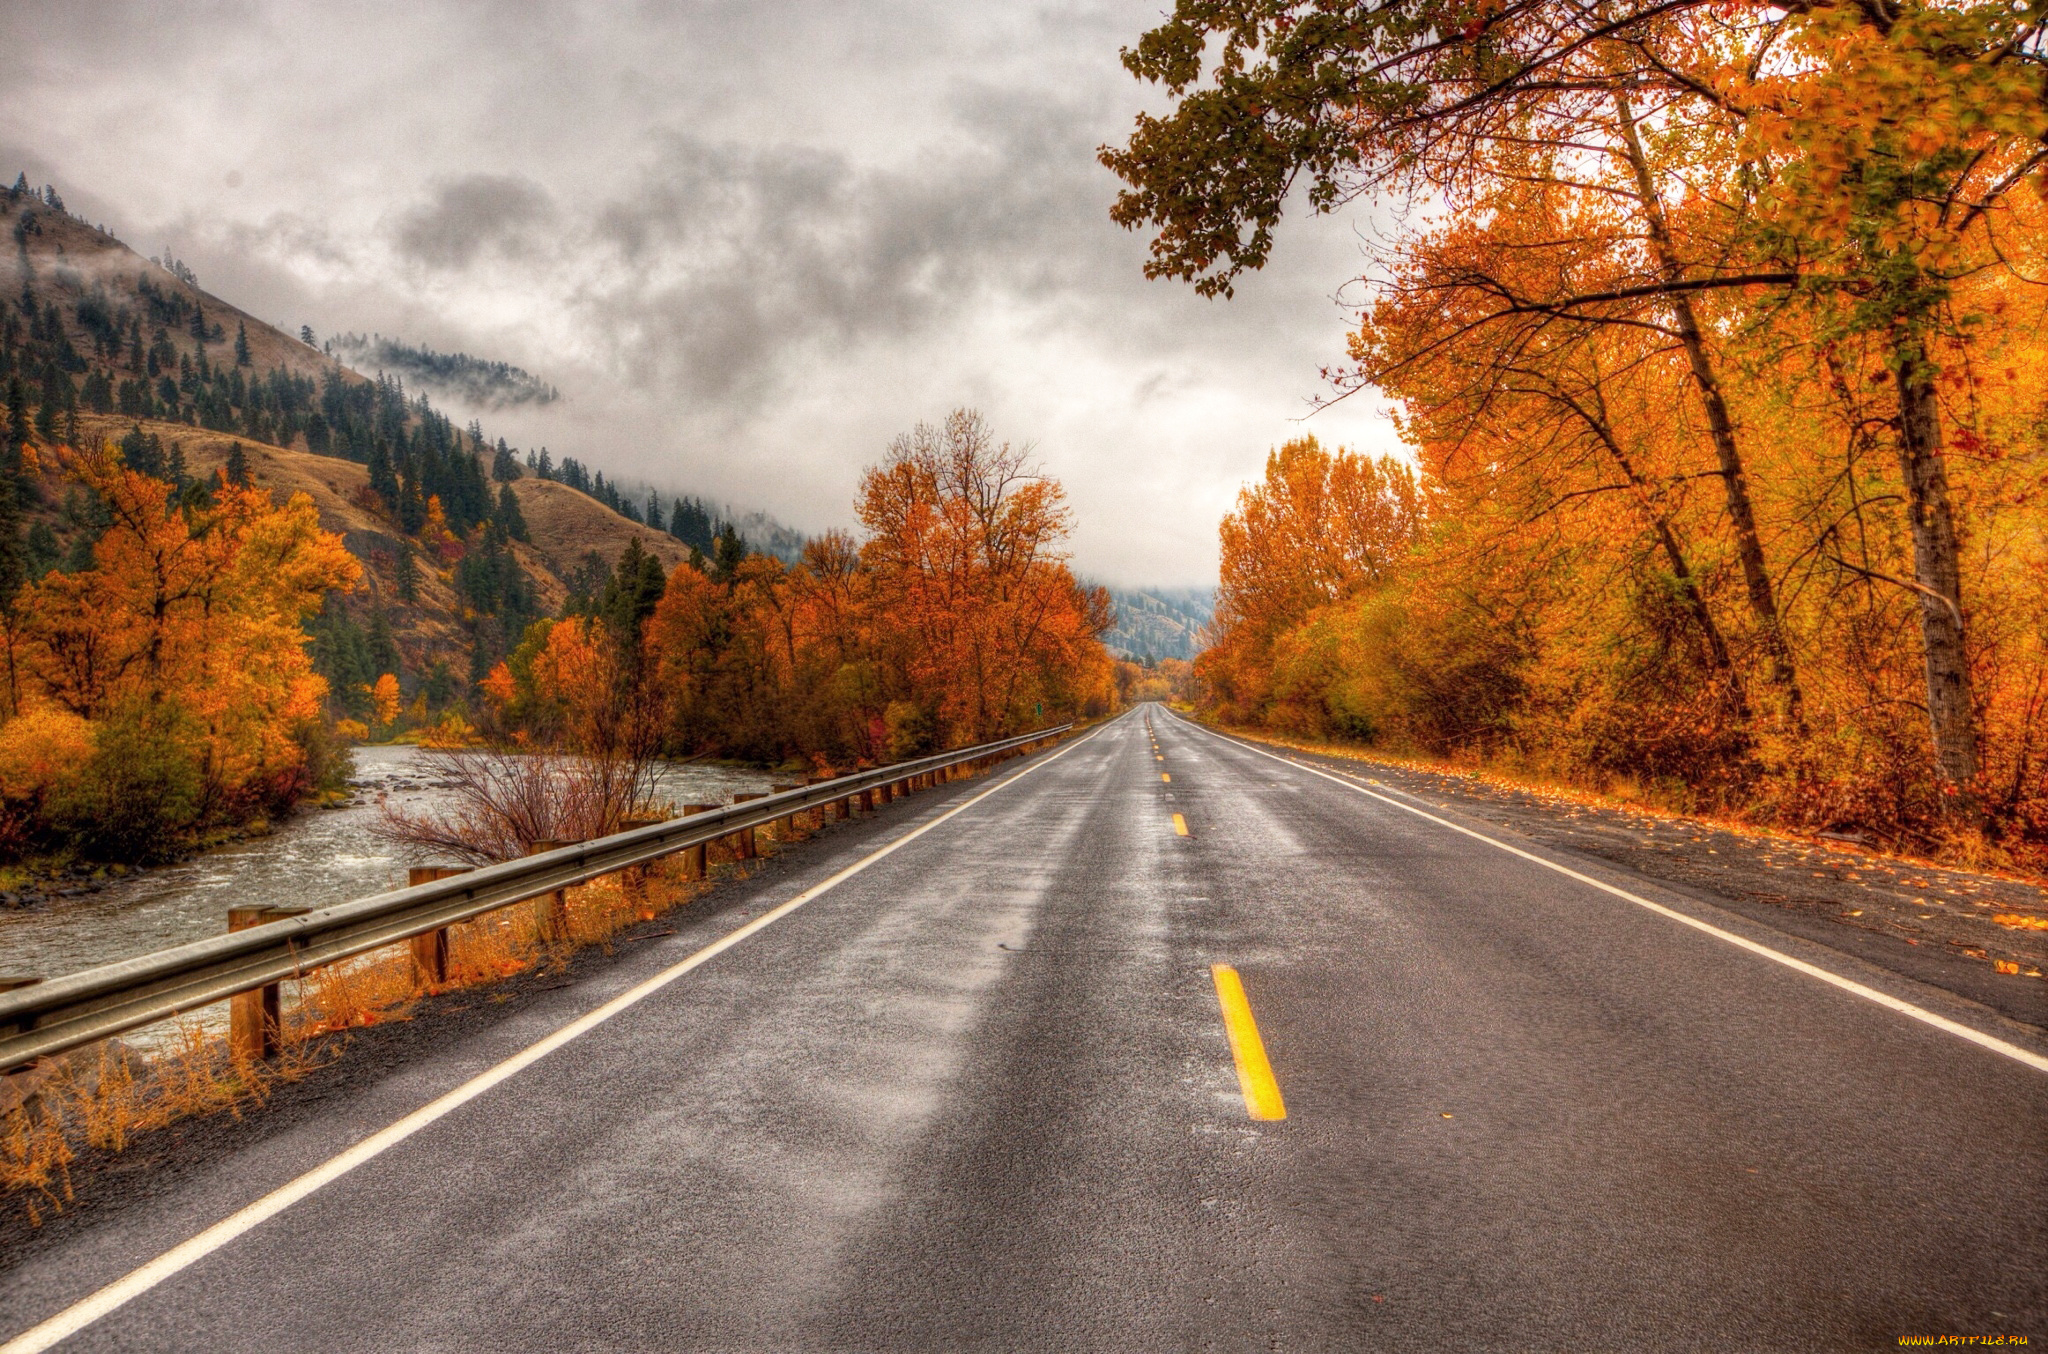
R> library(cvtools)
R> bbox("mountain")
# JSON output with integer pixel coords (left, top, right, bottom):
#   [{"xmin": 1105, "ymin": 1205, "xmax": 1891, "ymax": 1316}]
[
  {"xmin": 0, "ymin": 176, "xmax": 738, "ymax": 703},
  {"xmin": 1103, "ymin": 587, "xmax": 1213, "ymax": 661}
]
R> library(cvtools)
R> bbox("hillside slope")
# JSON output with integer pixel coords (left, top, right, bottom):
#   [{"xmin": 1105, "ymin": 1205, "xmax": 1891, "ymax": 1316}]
[
  {"xmin": 1103, "ymin": 587, "xmax": 1212, "ymax": 661},
  {"xmin": 6, "ymin": 184, "xmax": 708, "ymax": 693},
  {"xmin": 68, "ymin": 413, "xmax": 693, "ymax": 679}
]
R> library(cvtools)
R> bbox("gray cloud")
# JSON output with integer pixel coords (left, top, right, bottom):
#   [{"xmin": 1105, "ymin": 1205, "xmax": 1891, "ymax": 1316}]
[
  {"xmin": 0, "ymin": 1, "xmax": 1400, "ymax": 585},
  {"xmin": 393, "ymin": 173, "xmax": 557, "ymax": 269}
]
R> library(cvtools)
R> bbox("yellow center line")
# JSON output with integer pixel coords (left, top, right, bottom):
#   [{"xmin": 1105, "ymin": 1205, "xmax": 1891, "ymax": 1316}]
[
  {"xmin": 1211, "ymin": 964, "xmax": 1287, "ymax": 1121},
  {"xmin": 1161, "ymin": 772, "xmax": 1170, "ymax": 782},
  {"xmin": 1172, "ymin": 813, "xmax": 1189, "ymax": 836}
]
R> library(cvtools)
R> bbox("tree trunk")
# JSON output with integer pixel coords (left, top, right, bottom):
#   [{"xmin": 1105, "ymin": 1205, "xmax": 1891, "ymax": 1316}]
[
  {"xmin": 1558, "ymin": 385, "xmax": 1748, "ymax": 718},
  {"xmin": 1892, "ymin": 334, "xmax": 1978, "ymax": 794},
  {"xmin": 1613, "ymin": 94, "xmax": 1803, "ymax": 723}
]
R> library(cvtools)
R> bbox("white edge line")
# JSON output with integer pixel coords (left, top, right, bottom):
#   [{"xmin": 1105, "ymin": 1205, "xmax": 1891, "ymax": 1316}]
[
  {"xmin": 2, "ymin": 721, "xmax": 1114, "ymax": 1354},
  {"xmin": 1171, "ymin": 711, "xmax": 2048, "ymax": 1077}
]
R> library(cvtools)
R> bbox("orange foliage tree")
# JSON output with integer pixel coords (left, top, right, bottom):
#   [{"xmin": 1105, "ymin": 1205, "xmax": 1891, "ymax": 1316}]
[
  {"xmin": 0, "ymin": 446, "xmax": 360, "ymax": 856},
  {"xmin": 487, "ymin": 409, "xmax": 1115, "ymax": 771},
  {"xmin": 1109, "ymin": 0, "xmax": 2048, "ymax": 854}
]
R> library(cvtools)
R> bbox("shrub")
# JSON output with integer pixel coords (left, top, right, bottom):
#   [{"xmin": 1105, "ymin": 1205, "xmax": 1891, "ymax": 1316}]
[{"xmin": 45, "ymin": 707, "xmax": 204, "ymax": 862}]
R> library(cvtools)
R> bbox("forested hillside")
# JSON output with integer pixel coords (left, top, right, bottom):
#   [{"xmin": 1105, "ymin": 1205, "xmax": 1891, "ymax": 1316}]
[
  {"xmin": 1102, "ymin": 587, "xmax": 1211, "ymax": 662},
  {"xmin": 0, "ymin": 174, "xmax": 755, "ymax": 707},
  {"xmin": 0, "ymin": 176, "xmax": 1117, "ymax": 864}
]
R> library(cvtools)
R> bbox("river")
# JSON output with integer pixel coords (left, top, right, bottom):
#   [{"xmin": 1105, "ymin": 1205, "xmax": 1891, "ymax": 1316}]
[{"xmin": 0, "ymin": 745, "xmax": 779, "ymax": 989}]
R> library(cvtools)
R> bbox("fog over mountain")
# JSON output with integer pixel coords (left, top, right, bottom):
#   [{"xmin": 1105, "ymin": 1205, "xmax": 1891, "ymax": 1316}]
[{"xmin": 0, "ymin": 1, "xmax": 1403, "ymax": 586}]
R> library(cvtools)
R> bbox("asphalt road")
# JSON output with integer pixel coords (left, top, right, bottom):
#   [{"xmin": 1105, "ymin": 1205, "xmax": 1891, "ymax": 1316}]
[{"xmin": 4, "ymin": 706, "xmax": 2044, "ymax": 1351}]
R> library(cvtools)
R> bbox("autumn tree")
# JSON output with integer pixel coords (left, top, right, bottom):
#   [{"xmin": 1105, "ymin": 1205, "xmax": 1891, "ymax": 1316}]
[
  {"xmin": 0, "ymin": 444, "xmax": 360, "ymax": 856},
  {"xmin": 857, "ymin": 410, "xmax": 1113, "ymax": 745},
  {"xmin": 1104, "ymin": 0, "xmax": 2048, "ymax": 808}
]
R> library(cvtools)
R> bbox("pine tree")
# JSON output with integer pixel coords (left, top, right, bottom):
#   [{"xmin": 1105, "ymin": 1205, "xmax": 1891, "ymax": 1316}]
[
  {"xmin": 710, "ymin": 524, "xmax": 746, "ymax": 582},
  {"xmin": 399, "ymin": 475, "xmax": 426, "ymax": 534},
  {"xmin": 223, "ymin": 442, "xmax": 250, "ymax": 487},
  {"xmin": 367, "ymin": 440, "xmax": 399, "ymax": 504},
  {"xmin": 645, "ymin": 492, "xmax": 664, "ymax": 533},
  {"xmin": 5, "ymin": 378, "xmax": 28, "ymax": 449},
  {"xmin": 119, "ymin": 424, "xmax": 166, "ymax": 477},
  {"xmin": 496, "ymin": 483, "xmax": 529, "ymax": 542},
  {"xmin": 394, "ymin": 541, "xmax": 419, "ymax": 602},
  {"xmin": 300, "ymin": 325, "xmax": 316, "ymax": 346},
  {"xmin": 234, "ymin": 321, "xmax": 251, "ymax": 367},
  {"xmin": 490, "ymin": 440, "xmax": 521, "ymax": 482},
  {"xmin": 190, "ymin": 304, "xmax": 207, "ymax": 344},
  {"xmin": 599, "ymin": 536, "xmax": 667, "ymax": 644},
  {"xmin": 367, "ymin": 607, "xmax": 401, "ymax": 678}
]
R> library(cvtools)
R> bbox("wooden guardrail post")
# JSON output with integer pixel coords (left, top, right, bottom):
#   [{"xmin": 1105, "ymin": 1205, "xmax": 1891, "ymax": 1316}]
[
  {"xmin": 406, "ymin": 866, "xmax": 470, "ymax": 985},
  {"xmin": 617, "ymin": 815, "xmax": 667, "ymax": 918},
  {"xmin": 821, "ymin": 775, "xmax": 850, "ymax": 820},
  {"xmin": 527, "ymin": 841, "xmax": 576, "ymax": 942},
  {"xmin": 730, "ymin": 793, "xmax": 764, "ymax": 858},
  {"xmin": 681, "ymin": 805, "xmax": 717, "ymax": 878},
  {"xmin": 227, "ymin": 906, "xmax": 309, "ymax": 1061},
  {"xmin": 770, "ymin": 785, "xmax": 801, "ymax": 838}
]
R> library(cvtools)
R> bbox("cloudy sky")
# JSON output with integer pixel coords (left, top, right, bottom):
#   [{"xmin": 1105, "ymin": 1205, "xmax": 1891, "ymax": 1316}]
[{"xmin": 2, "ymin": 1, "xmax": 1401, "ymax": 586}]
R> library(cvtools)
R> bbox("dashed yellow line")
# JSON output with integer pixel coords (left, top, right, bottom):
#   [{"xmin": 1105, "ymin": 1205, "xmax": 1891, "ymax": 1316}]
[
  {"xmin": 1172, "ymin": 813, "xmax": 1189, "ymax": 836},
  {"xmin": 1211, "ymin": 964, "xmax": 1286, "ymax": 1121},
  {"xmin": 1161, "ymin": 772, "xmax": 1170, "ymax": 783}
]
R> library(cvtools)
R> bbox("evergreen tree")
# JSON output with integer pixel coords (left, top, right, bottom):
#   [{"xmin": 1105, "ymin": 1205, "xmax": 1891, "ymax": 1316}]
[
  {"xmin": 300, "ymin": 325, "xmax": 316, "ymax": 346},
  {"xmin": 223, "ymin": 442, "xmax": 250, "ymax": 487},
  {"xmin": 599, "ymin": 536, "xmax": 667, "ymax": 643},
  {"xmin": 23, "ymin": 521, "xmax": 59, "ymax": 580},
  {"xmin": 490, "ymin": 439, "xmax": 521, "ymax": 482},
  {"xmin": 234, "ymin": 321, "xmax": 251, "ymax": 367},
  {"xmin": 399, "ymin": 475, "xmax": 426, "ymax": 534},
  {"xmin": 5, "ymin": 378, "xmax": 28, "ymax": 448},
  {"xmin": 669, "ymin": 496, "xmax": 714, "ymax": 552},
  {"xmin": 393, "ymin": 541, "xmax": 419, "ymax": 602},
  {"xmin": 119, "ymin": 424, "xmax": 165, "ymax": 477},
  {"xmin": 166, "ymin": 440, "xmax": 189, "ymax": 488},
  {"xmin": 709, "ymin": 524, "xmax": 746, "ymax": 582},
  {"xmin": 645, "ymin": 492, "xmax": 664, "ymax": 533},
  {"xmin": 367, "ymin": 607, "xmax": 401, "ymax": 678},
  {"xmin": 496, "ymin": 483, "xmax": 529, "ymax": 542},
  {"xmin": 189, "ymin": 304, "xmax": 207, "ymax": 344},
  {"xmin": 366, "ymin": 440, "xmax": 399, "ymax": 504}
]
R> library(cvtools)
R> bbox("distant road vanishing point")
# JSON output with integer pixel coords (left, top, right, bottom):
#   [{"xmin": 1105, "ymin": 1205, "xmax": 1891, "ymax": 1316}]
[{"xmin": 4, "ymin": 706, "xmax": 2043, "ymax": 1350}]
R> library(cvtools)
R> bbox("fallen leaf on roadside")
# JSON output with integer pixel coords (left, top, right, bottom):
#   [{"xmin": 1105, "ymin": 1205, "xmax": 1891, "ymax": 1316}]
[
  {"xmin": 1991, "ymin": 914, "xmax": 2048, "ymax": 931},
  {"xmin": 1995, "ymin": 960, "xmax": 2021, "ymax": 975}
]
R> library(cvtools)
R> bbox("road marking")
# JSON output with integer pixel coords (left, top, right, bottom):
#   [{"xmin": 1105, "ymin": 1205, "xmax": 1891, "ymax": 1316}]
[
  {"xmin": 0, "ymin": 722, "xmax": 1118, "ymax": 1354},
  {"xmin": 1161, "ymin": 773, "xmax": 1170, "ymax": 782},
  {"xmin": 1173, "ymin": 813, "xmax": 1189, "ymax": 836},
  {"xmin": 1180, "ymin": 715, "xmax": 2048, "ymax": 1077},
  {"xmin": 1211, "ymin": 964, "xmax": 1287, "ymax": 1120}
]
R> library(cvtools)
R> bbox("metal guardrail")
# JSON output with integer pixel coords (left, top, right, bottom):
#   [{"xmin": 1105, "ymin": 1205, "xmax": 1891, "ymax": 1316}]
[{"xmin": 0, "ymin": 724, "xmax": 1073, "ymax": 1072}]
